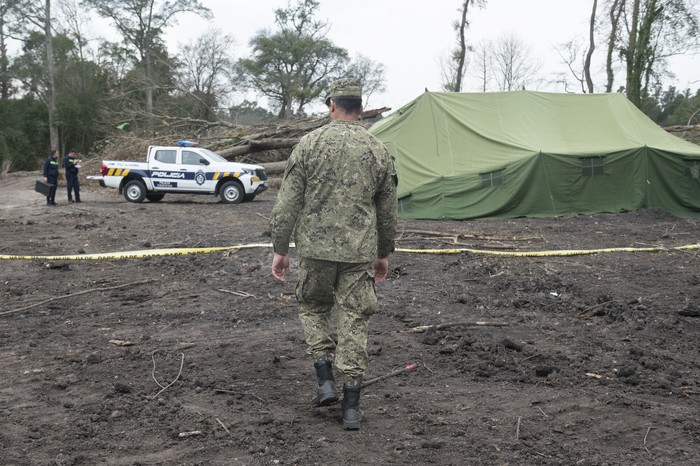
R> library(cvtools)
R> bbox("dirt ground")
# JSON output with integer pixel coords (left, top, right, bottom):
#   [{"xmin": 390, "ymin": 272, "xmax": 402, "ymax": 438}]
[{"xmin": 0, "ymin": 171, "xmax": 698, "ymax": 466}]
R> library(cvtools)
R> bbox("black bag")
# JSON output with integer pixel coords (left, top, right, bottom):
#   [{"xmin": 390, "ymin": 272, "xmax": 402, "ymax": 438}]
[{"xmin": 35, "ymin": 179, "xmax": 54, "ymax": 196}]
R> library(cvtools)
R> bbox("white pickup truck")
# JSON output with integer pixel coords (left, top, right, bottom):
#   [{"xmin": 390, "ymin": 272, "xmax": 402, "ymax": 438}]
[{"xmin": 88, "ymin": 144, "xmax": 269, "ymax": 204}]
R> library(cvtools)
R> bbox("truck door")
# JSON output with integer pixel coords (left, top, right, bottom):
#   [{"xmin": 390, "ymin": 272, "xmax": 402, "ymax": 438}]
[
  {"xmin": 178, "ymin": 150, "xmax": 212, "ymax": 191},
  {"xmin": 150, "ymin": 149, "xmax": 182, "ymax": 190}
]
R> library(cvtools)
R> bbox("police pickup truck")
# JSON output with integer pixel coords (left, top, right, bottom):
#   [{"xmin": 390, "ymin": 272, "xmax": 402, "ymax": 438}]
[{"xmin": 88, "ymin": 143, "xmax": 268, "ymax": 204}]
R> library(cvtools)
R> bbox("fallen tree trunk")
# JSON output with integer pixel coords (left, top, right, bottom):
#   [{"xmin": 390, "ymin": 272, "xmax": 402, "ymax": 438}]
[
  {"xmin": 219, "ymin": 138, "xmax": 300, "ymax": 158},
  {"xmin": 663, "ymin": 124, "xmax": 700, "ymax": 132},
  {"xmin": 261, "ymin": 161, "xmax": 288, "ymax": 175},
  {"xmin": 218, "ymin": 107, "xmax": 391, "ymax": 159},
  {"xmin": 360, "ymin": 107, "xmax": 391, "ymax": 120}
]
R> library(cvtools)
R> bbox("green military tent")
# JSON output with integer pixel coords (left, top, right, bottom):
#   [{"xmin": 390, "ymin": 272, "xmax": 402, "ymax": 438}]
[{"xmin": 369, "ymin": 91, "xmax": 700, "ymax": 219}]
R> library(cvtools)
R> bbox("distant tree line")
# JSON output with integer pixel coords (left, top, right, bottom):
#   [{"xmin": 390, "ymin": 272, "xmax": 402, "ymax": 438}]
[
  {"xmin": 1, "ymin": 0, "xmax": 698, "ymax": 174},
  {"xmin": 442, "ymin": 0, "xmax": 699, "ymax": 125},
  {"xmin": 0, "ymin": 0, "xmax": 384, "ymax": 173}
]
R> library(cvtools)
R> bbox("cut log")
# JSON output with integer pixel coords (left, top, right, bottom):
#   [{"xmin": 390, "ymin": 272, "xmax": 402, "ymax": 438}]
[
  {"xmin": 216, "ymin": 107, "xmax": 391, "ymax": 159},
  {"xmin": 663, "ymin": 124, "xmax": 700, "ymax": 132},
  {"xmin": 261, "ymin": 161, "xmax": 288, "ymax": 175},
  {"xmin": 361, "ymin": 107, "xmax": 391, "ymax": 120}
]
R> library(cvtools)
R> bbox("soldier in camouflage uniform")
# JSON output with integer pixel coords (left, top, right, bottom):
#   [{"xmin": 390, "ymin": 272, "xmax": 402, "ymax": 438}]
[{"xmin": 270, "ymin": 78, "xmax": 397, "ymax": 430}]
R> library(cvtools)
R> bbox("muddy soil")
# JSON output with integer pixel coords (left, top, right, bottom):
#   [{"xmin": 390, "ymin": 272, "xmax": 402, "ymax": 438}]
[{"xmin": 1, "ymin": 172, "xmax": 698, "ymax": 466}]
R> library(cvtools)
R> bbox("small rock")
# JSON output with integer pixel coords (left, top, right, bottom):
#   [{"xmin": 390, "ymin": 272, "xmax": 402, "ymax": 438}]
[
  {"xmin": 113, "ymin": 382, "xmax": 132, "ymax": 394},
  {"xmin": 86, "ymin": 353, "xmax": 101, "ymax": 364},
  {"xmin": 535, "ymin": 366, "xmax": 555, "ymax": 377},
  {"xmin": 501, "ymin": 338, "xmax": 523, "ymax": 352},
  {"xmin": 617, "ymin": 366, "xmax": 636, "ymax": 378},
  {"xmin": 421, "ymin": 333, "xmax": 441, "ymax": 345}
]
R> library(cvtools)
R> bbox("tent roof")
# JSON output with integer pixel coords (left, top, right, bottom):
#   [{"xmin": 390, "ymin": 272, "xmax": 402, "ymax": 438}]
[{"xmin": 370, "ymin": 91, "xmax": 700, "ymax": 199}]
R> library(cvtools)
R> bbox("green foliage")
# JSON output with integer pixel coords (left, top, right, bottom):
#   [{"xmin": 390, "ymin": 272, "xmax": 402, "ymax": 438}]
[
  {"xmin": 83, "ymin": 0, "xmax": 212, "ymax": 127},
  {"xmin": 10, "ymin": 29, "xmax": 117, "ymax": 152},
  {"xmin": 226, "ymin": 100, "xmax": 276, "ymax": 125},
  {"xmin": 617, "ymin": 0, "xmax": 700, "ymax": 108},
  {"xmin": 639, "ymin": 85, "xmax": 700, "ymax": 126},
  {"xmin": 666, "ymin": 89, "xmax": 700, "ymax": 125},
  {"xmin": 56, "ymin": 60, "xmax": 112, "ymax": 151},
  {"xmin": 238, "ymin": 0, "xmax": 348, "ymax": 118},
  {"xmin": 0, "ymin": 97, "xmax": 49, "ymax": 171}
]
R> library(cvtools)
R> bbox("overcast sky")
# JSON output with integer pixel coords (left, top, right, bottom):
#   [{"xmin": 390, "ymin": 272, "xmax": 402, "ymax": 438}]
[
  {"xmin": 78, "ymin": 0, "xmax": 700, "ymax": 112},
  {"xmin": 154, "ymin": 0, "xmax": 699, "ymax": 112}
]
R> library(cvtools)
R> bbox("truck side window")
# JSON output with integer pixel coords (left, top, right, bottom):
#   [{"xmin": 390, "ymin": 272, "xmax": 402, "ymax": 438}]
[
  {"xmin": 183, "ymin": 150, "xmax": 206, "ymax": 166},
  {"xmin": 155, "ymin": 150, "xmax": 176, "ymax": 164}
]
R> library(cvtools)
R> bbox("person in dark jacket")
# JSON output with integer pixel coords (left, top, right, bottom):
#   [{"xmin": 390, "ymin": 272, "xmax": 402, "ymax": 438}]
[
  {"xmin": 43, "ymin": 150, "xmax": 60, "ymax": 206},
  {"xmin": 64, "ymin": 149, "xmax": 81, "ymax": 203}
]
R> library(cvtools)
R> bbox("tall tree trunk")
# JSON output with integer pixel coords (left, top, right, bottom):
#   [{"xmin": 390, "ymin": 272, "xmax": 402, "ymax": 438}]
[
  {"xmin": 453, "ymin": 1, "xmax": 471, "ymax": 92},
  {"xmin": 625, "ymin": 0, "xmax": 641, "ymax": 106},
  {"xmin": 584, "ymin": 0, "xmax": 597, "ymax": 93},
  {"xmin": 44, "ymin": 0, "xmax": 59, "ymax": 151},
  {"xmin": 606, "ymin": 0, "xmax": 625, "ymax": 93},
  {"xmin": 636, "ymin": 1, "xmax": 663, "ymax": 101},
  {"xmin": 145, "ymin": 51, "xmax": 154, "ymax": 135},
  {"xmin": 0, "ymin": 6, "xmax": 10, "ymax": 101}
]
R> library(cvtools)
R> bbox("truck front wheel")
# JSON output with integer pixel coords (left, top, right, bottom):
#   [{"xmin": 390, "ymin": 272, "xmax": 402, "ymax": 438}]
[
  {"xmin": 220, "ymin": 181, "xmax": 244, "ymax": 204},
  {"xmin": 124, "ymin": 180, "xmax": 147, "ymax": 203}
]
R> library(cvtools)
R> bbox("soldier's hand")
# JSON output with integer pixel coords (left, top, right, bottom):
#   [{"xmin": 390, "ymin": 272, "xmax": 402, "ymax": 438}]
[
  {"xmin": 271, "ymin": 253, "xmax": 290, "ymax": 282},
  {"xmin": 373, "ymin": 257, "xmax": 389, "ymax": 285}
]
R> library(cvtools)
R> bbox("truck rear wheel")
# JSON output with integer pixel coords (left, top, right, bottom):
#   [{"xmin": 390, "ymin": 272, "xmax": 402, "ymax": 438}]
[
  {"xmin": 124, "ymin": 180, "xmax": 147, "ymax": 203},
  {"xmin": 220, "ymin": 180, "xmax": 244, "ymax": 204}
]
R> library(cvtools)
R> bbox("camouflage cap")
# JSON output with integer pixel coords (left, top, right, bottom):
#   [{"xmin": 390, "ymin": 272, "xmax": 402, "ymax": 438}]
[{"xmin": 325, "ymin": 78, "xmax": 363, "ymax": 105}]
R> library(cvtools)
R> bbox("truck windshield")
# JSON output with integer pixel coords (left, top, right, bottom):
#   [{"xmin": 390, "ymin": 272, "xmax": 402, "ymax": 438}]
[{"xmin": 199, "ymin": 149, "xmax": 229, "ymax": 163}]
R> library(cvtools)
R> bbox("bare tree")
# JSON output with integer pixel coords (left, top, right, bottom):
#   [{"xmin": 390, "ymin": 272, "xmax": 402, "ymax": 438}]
[
  {"xmin": 470, "ymin": 40, "xmax": 491, "ymax": 92},
  {"xmin": 442, "ymin": 0, "xmax": 486, "ymax": 92},
  {"xmin": 59, "ymin": 0, "xmax": 93, "ymax": 62},
  {"xmin": 83, "ymin": 0, "xmax": 212, "ymax": 130},
  {"xmin": 554, "ymin": 39, "xmax": 588, "ymax": 92},
  {"xmin": 344, "ymin": 54, "xmax": 386, "ymax": 108},
  {"xmin": 584, "ymin": 0, "xmax": 598, "ymax": 93},
  {"xmin": 490, "ymin": 33, "xmax": 540, "ymax": 91},
  {"xmin": 175, "ymin": 29, "xmax": 236, "ymax": 119},
  {"xmin": 605, "ymin": 0, "xmax": 625, "ymax": 92}
]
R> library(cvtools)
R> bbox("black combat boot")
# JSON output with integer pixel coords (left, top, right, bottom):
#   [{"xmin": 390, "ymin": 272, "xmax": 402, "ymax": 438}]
[
  {"xmin": 342, "ymin": 379, "xmax": 362, "ymax": 430},
  {"xmin": 311, "ymin": 360, "xmax": 338, "ymax": 407}
]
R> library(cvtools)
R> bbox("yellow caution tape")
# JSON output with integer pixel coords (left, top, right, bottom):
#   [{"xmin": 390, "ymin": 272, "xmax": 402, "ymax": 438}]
[
  {"xmin": 0, "ymin": 244, "xmax": 271, "ymax": 261},
  {"xmin": 1, "ymin": 243, "xmax": 698, "ymax": 261},
  {"xmin": 395, "ymin": 244, "xmax": 700, "ymax": 257}
]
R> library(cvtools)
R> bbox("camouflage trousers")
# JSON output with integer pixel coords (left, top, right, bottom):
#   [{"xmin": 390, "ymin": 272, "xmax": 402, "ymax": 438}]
[{"xmin": 295, "ymin": 257, "xmax": 378, "ymax": 378}]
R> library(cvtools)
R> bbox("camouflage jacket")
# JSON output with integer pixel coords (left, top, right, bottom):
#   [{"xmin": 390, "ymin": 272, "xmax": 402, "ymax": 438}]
[{"xmin": 270, "ymin": 120, "xmax": 397, "ymax": 263}]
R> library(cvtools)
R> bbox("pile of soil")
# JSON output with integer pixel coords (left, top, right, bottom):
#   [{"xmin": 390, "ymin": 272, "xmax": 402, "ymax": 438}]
[{"xmin": 0, "ymin": 173, "xmax": 698, "ymax": 465}]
